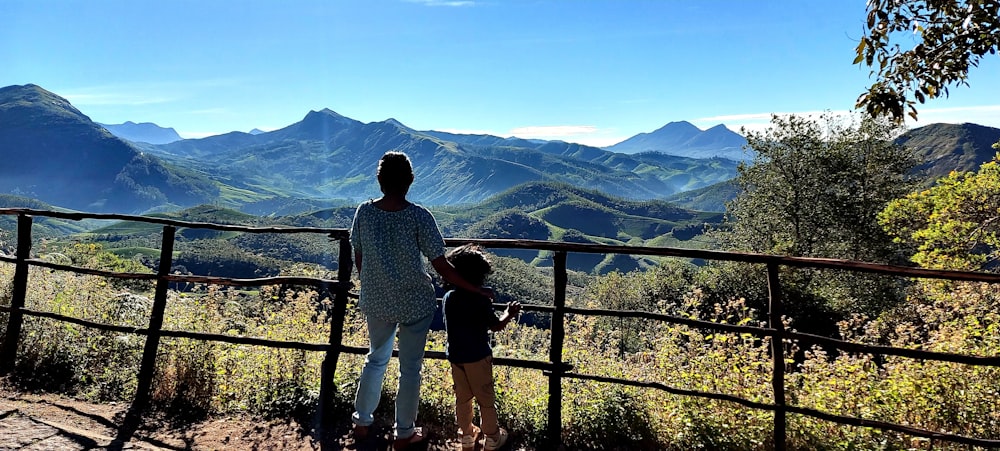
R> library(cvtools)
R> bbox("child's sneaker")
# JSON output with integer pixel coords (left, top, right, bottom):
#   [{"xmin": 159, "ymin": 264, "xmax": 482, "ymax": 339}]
[
  {"xmin": 483, "ymin": 427, "xmax": 508, "ymax": 450},
  {"xmin": 459, "ymin": 425, "xmax": 481, "ymax": 449}
]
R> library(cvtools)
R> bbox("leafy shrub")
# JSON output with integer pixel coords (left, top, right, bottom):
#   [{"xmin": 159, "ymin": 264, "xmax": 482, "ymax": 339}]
[
  {"xmin": 562, "ymin": 384, "xmax": 660, "ymax": 450},
  {"xmin": 3, "ymin": 245, "xmax": 999, "ymax": 450}
]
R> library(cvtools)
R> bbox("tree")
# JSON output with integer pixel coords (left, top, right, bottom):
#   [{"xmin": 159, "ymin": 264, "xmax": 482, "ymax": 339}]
[
  {"xmin": 712, "ymin": 113, "xmax": 920, "ymax": 321},
  {"xmin": 879, "ymin": 150, "xmax": 1000, "ymax": 271},
  {"xmin": 856, "ymin": 0, "xmax": 1000, "ymax": 122},
  {"xmin": 721, "ymin": 113, "xmax": 917, "ymax": 262}
]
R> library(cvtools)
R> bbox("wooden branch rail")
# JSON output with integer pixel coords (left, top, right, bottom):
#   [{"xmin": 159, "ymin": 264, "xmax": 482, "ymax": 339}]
[
  {"xmin": 561, "ymin": 305, "xmax": 777, "ymax": 337},
  {"xmin": 0, "ymin": 304, "xmax": 565, "ymax": 372},
  {"xmin": 567, "ymin": 371, "xmax": 1000, "ymax": 448},
  {"xmin": 788, "ymin": 330, "xmax": 1000, "ymax": 366},
  {"xmin": 2, "ymin": 209, "xmax": 999, "ymax": 448}
]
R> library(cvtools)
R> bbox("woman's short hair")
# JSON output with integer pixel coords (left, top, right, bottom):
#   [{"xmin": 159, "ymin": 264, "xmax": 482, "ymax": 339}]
[{"xmin": 377, "ymin": 151, "xmax": 414, "ymax": 195}]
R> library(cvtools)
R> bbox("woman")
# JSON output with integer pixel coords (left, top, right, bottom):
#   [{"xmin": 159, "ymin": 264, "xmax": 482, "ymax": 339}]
[{"xmin": 349, "ymin": 151, "xmax": 492, "ymax": 450}]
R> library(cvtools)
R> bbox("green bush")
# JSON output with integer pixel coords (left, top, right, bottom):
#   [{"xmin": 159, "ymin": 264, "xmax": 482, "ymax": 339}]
[{"xmin": 2, "ymin": 248, "xmax": 999, "ymax": 449}]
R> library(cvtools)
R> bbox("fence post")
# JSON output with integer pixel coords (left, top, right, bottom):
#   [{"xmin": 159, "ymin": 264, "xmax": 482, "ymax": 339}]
[
  {"xmin": 0, "ymin": 214, "xmax": 33, "ymax": 374},
  {"xmin": 120, "ymin": 225, "xmax": 176, "ymax": 436},
  {"xmin": 766, "ymin": 262, "xmax": 787, "ymax": 451},
  {"xmin": 546, "ymin": 250, "xmax": 568, "ymax": 448},
  {"xmin": 318, "ymin": 234, "xmax": 352, "ymax": 440}
]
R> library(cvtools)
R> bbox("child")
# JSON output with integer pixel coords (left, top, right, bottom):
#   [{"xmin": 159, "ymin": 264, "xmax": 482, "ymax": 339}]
[
  {"xmin": 350, "ymin": 151, "xmax": 492, "ymax": 450},
  {"xmin": 442, "ymin": 244, "xmax": 521, "ymax": 450}
]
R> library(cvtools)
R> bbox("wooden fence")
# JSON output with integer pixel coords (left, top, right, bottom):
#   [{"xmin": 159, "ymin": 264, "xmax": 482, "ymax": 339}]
[{"xmin": 1, "ymin": 208, "xmax": 999, "ymax": 449}]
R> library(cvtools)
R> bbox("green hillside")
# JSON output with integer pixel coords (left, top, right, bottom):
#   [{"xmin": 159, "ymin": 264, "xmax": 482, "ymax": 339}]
[
  {"xmin": 664, "ymin": 180, "xmax": 740, "ymax": 212},
  {"xmin": 434, "ymin": 182, "xmax": 722, "ymax": 273},
  {"xmin": 42, "ymin": 182, "xmax": 719, "ymax": 276},
  {"xmin": 0, "ymin": 195, "xmax": 94, "ymax": 237},
  {"xmin": 896, "ymin": 122, "xmax": 1000, "ymax": 181}
]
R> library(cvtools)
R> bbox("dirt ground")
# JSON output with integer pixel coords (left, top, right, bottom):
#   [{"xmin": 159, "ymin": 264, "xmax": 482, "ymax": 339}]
[{"xmin": 0, "ymin": 388, "xmax": 473, "ymax": 451}]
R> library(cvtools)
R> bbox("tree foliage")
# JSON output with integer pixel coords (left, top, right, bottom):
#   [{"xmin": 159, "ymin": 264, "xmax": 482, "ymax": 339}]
[
  {"xmin": 879, "ymin": 151, "xmax": 1000, "ymax": 271},
  {"xmin": 721, "ymin": 113, "xmax": 917, "ymax": 262},
  {"xmin": 856, "ymin": 0, "xmax": 1000, "ymax": 122},
  {"xmin": 713, "ymin": 114, "xmax": 919, "ymax": 321}
]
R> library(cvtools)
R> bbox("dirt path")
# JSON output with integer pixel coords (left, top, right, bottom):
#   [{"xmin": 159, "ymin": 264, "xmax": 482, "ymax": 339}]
[{"xmin": 0, "ymin": 390, "xmax": 467, "ymax": 450}]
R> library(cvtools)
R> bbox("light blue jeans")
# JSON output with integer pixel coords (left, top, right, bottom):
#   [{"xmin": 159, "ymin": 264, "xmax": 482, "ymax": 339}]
[{"xmin": 352, "ymin": 312, "xmax": 433, "ymax": 440}]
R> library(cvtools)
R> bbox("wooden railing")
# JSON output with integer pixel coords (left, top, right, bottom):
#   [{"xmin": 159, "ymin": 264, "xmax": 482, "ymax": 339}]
[{"xmin": 1, "ymin": 208, "xmax": 999, "ymax": 449}]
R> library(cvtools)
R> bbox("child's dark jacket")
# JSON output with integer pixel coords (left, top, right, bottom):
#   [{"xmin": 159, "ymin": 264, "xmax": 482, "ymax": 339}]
[{"xmin": 442, "ymin": 288, "xmax": 499, "ymax": 364}]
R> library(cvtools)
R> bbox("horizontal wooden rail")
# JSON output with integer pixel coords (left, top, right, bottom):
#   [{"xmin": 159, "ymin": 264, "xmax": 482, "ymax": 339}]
[
  {"xmin": 0, "ymin": 257, "xmax": 359, "ymax": 296},
  {"xmin": 561, "ymin": 305, "xmax": 776, "ymax": 338},
  {"xmin": 783, "ymin": 404, "xmax": 1000, "ymax": 448},
  {"xmin": 6, "ymin": 207, "xmax": 997, "ymax": 282},
  {"xmin": 566, "ymin": 371, "xmax": 1000, "ymax": 449},
  {"xmin": 0, "ymin": 305, "xmax": 564, "ymax": 372},
  {"xmin": 559, "ymin": 306, "xmax": 1000, "ymax": 367},
  {"xmin": 449, "ymin": 238, "xmax": 1000, "ymax": 283},
  {"xmin": 565, "ymin": 371, "xmax": 775, "ymax": 411},
  {"xmin": 163, "ymin": 274, "xmax": 351, "ymax": 292},
  {"xmin": 4, "ymin": 209, "xmax": 1000, "ymax": 448},
  {"xmin": 788, "ymin": 330, "xmax": 1000, "ymax": 366},
  {"xmin": 15, "ymin": 258, "xmax": 159, "ymax": 280},
  {"xmin": 0, "ymin": 208, "xmax": 350, "ymax": 239}
]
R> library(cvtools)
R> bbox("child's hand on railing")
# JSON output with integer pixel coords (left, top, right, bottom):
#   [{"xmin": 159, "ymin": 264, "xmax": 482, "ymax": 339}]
[{"xmin": 494, "ymin": 301, "xmax": 521, "ymax": 331}]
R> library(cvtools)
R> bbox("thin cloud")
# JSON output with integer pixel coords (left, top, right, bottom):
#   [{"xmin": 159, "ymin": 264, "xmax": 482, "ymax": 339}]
[
  {"xmin": 914, "ymin": 104, "xmax": 1000, "ymax": 128},
  {"xmin": 508, "ymin": 125, "xmax": 626, "ymax": 147},
  {"xmin": 696, "ymin": 110, "xmax": 845, "ymax": 123},
  {"xmin": 188, "ymin": 108, "xmax": 230, "ymax": 115},
  {"xmin": 918, "ymin": 104, "xmax": 1000, "ymax": 114},
  {"xmin": 62, "ymin": 78, "xmax": 247, "ymax": 107},
  {"xmin": 694, "ymin": 110, "xmax": 854, "ymax": 135},
  {"xmin": 697, "ymin": 105, "xmax": 1000, "ymax": 133},
  {"xmin": 63, "ymin": 92, "xmax": 174, "ymax": 106},
  {"xmin": 404, "ymin": 0, "xmax": 476, "ymax": 6},
  {"xmin": 436, "ymin": 127, "xmax": 502, "ymax": 136},
  {"xmin": 509, "ymin": 125, "xmax": 599, "ymax": 137},
  {"xmin": 436, "ymin": 125, "xmax": 624, "ymax": 147}
]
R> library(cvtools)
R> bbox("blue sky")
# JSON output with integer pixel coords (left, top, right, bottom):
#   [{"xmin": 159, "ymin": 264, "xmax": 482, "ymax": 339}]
[{"xmin": 3, "ymin": 0, "xmax": 999, "ymax": 146}]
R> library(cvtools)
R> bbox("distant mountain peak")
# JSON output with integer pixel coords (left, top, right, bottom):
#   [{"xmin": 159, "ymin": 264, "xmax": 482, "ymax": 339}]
[
  {"xmin": 300, "ymin": 108, "xmax": 359, "ymax": 125},
  {"xmin": 606, "ymin": 120, "xmax": 748, "ymax": 161},
  {"xmin": 100, "ymin": 121, "xmax": 182, "ymax": 145},
  {"xmin": 265, "ymin": 107, "xmax": 365, "ymax": 141},
  {"xmin": 651, "ymin": 120, "xmax": 699, "ymax": 132},
  {"xmin": 705, "ymin": 124, "xmax": 731, "ymax": 132},
  {"xmin": 310, "ymin": 108, "xmax": 347, "ymax": 118},
  {"xmin": 381, "ymin": 118, "xmax": 414, "ymax": 132},
  {"xmin": 0, "ymin": 84, "xmax": 90, "ymax": 124}
]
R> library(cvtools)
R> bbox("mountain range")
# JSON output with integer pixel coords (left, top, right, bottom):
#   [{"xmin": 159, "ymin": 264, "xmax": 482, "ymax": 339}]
[
  {"xmin": 0, "ymin": 84, "xmax": 219, "ymax": 213},
  {"xmin": 0, "ymin": 84, "xmax": 744, "ymax": 213},
  {"xmin": 1, "ymin": 83, "xmax": 998, "ymax": 217}
]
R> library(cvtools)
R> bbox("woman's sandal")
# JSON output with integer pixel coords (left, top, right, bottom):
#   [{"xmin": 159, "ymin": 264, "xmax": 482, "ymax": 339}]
[{"xmin": 392, "ymin": 427, "xmax": 427, "ymax": 450}]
